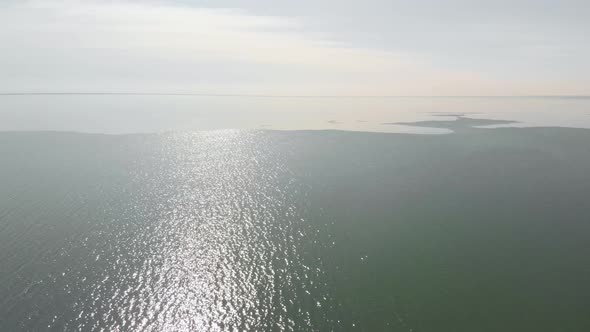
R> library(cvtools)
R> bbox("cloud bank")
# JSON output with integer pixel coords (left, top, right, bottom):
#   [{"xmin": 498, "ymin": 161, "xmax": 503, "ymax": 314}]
[{"xmin": 0, "ymin": 0, "xmax": 587, "ymax": 95}]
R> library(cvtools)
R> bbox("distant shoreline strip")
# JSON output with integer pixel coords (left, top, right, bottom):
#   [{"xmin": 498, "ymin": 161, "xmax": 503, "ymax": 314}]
[{"xmin": 0, "ymin": 93, "xmax": 588, "ymax": 99}]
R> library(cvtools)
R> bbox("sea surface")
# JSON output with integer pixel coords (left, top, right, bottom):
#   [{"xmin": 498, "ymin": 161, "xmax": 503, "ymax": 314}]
[
  {"xmin": 1, "ymin": 95, "xmax": 590, "ymax": 133},
  {"xmin": 1, "ymin": 98, "xmax": 590, "ymax": 331}
]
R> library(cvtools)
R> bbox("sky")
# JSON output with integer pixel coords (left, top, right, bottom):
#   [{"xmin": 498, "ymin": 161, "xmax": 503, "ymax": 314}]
[{"xmin": 1, "ymin": 0, "xmax": 589, "ymax": 96}]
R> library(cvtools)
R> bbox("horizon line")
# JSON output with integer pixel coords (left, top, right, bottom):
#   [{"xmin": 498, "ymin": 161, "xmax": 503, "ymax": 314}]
[{"xmin": 0, "ymin": 92, "xmax": 589, "ymax": 99}]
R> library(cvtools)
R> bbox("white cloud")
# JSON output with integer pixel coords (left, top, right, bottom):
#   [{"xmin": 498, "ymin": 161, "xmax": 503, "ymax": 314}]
[{"xmin": 0, "ymin": 0, "xmax": 587, "ymax": 95}]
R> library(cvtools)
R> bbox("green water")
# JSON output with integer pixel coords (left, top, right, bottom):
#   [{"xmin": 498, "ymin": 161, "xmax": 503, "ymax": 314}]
[{"xmin": 1, "ymin": 120, "xmax": 590, "ymax": 331}]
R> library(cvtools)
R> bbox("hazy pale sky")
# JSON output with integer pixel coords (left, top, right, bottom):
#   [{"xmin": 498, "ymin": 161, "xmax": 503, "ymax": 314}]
[{"xmin": 1, "ymin": 0, "xmax": 589, "ymax": 96}]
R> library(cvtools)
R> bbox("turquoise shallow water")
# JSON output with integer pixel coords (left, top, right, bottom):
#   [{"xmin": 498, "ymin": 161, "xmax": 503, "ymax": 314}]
[{"xmin": 1, "ymin": 121, "xmax": 590, "ymax": 331}]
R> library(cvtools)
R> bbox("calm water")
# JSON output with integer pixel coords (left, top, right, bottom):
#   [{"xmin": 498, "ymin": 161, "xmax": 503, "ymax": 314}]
[
  {"xmin": 1, "ymin": 117, "xmax": 590, "ymax": 330},
  {"xmin": 1, "ymin": 95, "xmax": 590, "ymax": 133}
]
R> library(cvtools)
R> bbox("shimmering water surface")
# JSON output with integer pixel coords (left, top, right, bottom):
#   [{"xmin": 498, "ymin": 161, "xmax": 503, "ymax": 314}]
[{"xmin": 1, "ymin": 117, "xmax": 590, "ymax": 331}]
